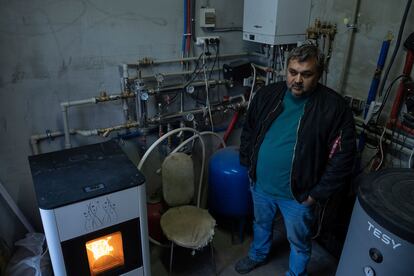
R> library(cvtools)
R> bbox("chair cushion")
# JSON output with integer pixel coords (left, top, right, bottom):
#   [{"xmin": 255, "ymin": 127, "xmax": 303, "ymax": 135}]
[
  {"xmin": 162, "ymin": 152, "xmax": 195, "ymax": 206},
  {"xmin": 160, "ymin": 205, "xmax": 216, "ymax": 249}
]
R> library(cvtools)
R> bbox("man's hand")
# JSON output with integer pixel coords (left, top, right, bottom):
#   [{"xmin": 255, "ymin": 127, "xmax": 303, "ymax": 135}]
[{"xmin": 302, "ymin": 195, "xmax": 316, "ymax": 206}]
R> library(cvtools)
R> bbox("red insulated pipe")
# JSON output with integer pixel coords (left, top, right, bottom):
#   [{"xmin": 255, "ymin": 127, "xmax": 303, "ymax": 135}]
[
  {"xmin": 223, "ymin": 111, "xmax": 240, "ymax": 143},
  {"xmin": 395, "ymin": 120, "xmax": 414, "ymax": 135}
]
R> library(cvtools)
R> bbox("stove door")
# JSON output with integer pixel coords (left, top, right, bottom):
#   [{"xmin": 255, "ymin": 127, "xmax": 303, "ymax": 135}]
[{"xmin": 61, "ymin": 218, "xmax": 143, "ymax": 276}]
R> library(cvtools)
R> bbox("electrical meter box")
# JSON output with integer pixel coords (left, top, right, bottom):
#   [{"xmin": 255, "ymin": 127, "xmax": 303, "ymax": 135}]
[{"xmin": 243, "ymin": 0, "xmax": 311, "ymax": 45}]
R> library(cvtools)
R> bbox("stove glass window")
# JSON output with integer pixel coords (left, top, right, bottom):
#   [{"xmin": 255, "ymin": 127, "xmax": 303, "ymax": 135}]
[{"xmin": 85, "ymin": 231, "xmax": 125, "ymax": 275}]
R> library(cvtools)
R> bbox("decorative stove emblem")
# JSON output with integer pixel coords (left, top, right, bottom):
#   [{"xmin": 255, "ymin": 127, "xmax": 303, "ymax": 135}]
[{"xmin": 84, "ymin": 198, "xmax": 118, "ymax": 231}]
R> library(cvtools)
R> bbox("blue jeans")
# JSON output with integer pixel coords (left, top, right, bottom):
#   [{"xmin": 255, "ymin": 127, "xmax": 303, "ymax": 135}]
[{"xmin": 248, "ymin": 186, "xmax": 316, "ymax": 276}]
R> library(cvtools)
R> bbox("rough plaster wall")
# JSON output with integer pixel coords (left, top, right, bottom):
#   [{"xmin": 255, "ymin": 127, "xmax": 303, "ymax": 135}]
[
  {"xmin": 311, "ymin": 0, "xmax": 414, "ymax": 100},
  {"xmin": 311, "ymin": 0, "xmax": 414, "ymax": 167},
  {"xmin": 0, "ymin": 0, "xmax": 244, "ymax": 247}
]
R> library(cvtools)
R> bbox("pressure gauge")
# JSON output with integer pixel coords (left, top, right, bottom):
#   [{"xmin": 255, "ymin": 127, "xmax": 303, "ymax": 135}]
[
  {"xmin": 186, "ymin": 85, "xmax": 195, "ymax": 94},
  {"xmin": 363, "ymin": 266, "xmax": 375, "ymax": 276},
  {"xmin": 184, "ymin": 113, "xmax": 195, "ymax": 122},
  {"xmin": 155, "ymin": 73, "xmax": 164, "ymax": 83},
  {"xmin": 140, "ymin": 91, "xmax": 149, "ymax": 101}
]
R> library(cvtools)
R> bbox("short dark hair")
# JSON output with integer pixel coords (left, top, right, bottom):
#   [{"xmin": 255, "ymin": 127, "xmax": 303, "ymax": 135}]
[{"xmin": 287, "ymin": 44, "xmax": 325, "ymax": 76}]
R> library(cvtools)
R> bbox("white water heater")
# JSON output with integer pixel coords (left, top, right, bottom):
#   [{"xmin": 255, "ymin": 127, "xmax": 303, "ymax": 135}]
[
  {"xmin": 243, "ymin": 0, "xmax": 311, "ymax": 45},
  {"xmin": 337, "ymin": 169, "xmax": 414, "ymax": 276}
]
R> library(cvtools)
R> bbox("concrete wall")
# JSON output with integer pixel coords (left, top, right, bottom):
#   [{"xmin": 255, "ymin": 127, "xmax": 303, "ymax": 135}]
[
  {"xmin": 312, "ymin": 0, "xmax": 413, "ymax": 100},
  {"xmin": 0, "ymin": 0, "xmax": 413, "ymax": 248},
  {"xmin": 0, "ymin": 0, "xmax": 245, "ymax": 247}
]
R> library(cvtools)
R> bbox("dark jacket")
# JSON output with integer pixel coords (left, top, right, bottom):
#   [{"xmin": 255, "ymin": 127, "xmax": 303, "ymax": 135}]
[{"xmin": 240, "ymin": 82, "xmax": 356, "ymax": 203}]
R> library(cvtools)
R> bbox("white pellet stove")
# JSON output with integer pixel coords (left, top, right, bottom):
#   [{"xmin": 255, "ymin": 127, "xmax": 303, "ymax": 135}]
[{"xmin": 29, "ymin": 141, "xmax": 151, "ymax": 276}]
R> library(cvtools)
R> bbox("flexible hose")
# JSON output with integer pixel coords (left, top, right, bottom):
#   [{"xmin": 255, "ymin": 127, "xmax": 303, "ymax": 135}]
[
  {"xmin": 223, "ymin": 112, "xmax": 239, "ymax": 143},
  {"xmin": 200, "ymin": 131, "xmax": 226, "ymax": 148},
  {"xmin": 247, "ymin": 63, "xmax": 257, "ymax": 110},
  {"xmin": 377, "ymin": 0, "xmax": 412, "ymax": 98}
]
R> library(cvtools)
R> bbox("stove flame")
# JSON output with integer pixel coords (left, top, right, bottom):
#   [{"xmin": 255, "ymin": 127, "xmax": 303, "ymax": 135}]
[{"xmin": 86, "ymin": 236, "xmax": 114, "ymax": 261}]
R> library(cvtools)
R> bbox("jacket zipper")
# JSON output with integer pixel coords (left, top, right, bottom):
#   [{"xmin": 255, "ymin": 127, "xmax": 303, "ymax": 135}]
[
  {"xmin": 289, "ymin": 110, "xmax": 304, "ymax": 202},
  {"xmin": 249, "ymin": 99, "xmax": 282, "ymax": 180}
]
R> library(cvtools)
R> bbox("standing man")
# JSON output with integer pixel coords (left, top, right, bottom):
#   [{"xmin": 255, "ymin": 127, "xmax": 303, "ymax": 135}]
[{"xmin": 235, "ymin": 44, "xmax": 356, "ymax": 275}]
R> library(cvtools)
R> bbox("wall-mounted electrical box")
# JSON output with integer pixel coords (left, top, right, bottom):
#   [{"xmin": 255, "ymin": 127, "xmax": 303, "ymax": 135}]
[
  {"xmin": 243, "ymin": 0, "xmax": 311, "ymax": 45},
  {"xmin": 200, "ymin": 8, "xmax": 216, "ymax": 28}
]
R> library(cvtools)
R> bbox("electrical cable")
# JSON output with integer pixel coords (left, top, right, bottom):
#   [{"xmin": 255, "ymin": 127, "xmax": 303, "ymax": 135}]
[
  {"xmin": 247, "ymin": 63, "xmax": 257, "ymax": 110},
  {"xmin": 201, "ymin": 43, "xmax": 215, "ymax": 131},
  {"xmin": 375, "ymin": 74, "xmax": 409, "ymax": 123},
  {"xmin": 161, "ymin": 93, "xmax": 179, "ymax": 112},
  {"xmin": 183, "ymin": 52, "xmax": 206, "ymax": 89},
  {"xmin": 375, "ymin": 127, "xmax": 387, "ymax": 171},
  {"xmin": 203, "ymin": 27, "xmax": 243, "ymax": 33},
  {"xmin": 203, "ymin": 62, "xmax": 215, "ymax": 131},
  {"xmin": 208, "ymin": 45, "xmax": 219, "ymax": 80},
  {"xmin": 408, "ymin": 147, "xmax": 414, "ymax": 168},
  {"xmin": 377, "ymin": 0, "xmax": 412, "ymax": 98},
  {"xmin": 216, "ymin": 42, "xmax": 222, "ymax": 103},
  {"xmin": 397, "ymin": 132, "xmax": 408, "ymax": 167},
  {"xmin": 190, "ymin": 46, "xmax": 218, "ymax": 106}
]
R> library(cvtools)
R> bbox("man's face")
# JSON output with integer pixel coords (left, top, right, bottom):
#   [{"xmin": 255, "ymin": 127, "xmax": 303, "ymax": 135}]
[{"xmin": 286, "ymin": 57, "xmax": 320, "ymax": 97}]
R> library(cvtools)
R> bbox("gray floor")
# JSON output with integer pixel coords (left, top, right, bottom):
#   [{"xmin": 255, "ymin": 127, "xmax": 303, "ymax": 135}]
[{"xmin": 150, "ymin": 218, "xmax": 338, "ymax": 276}]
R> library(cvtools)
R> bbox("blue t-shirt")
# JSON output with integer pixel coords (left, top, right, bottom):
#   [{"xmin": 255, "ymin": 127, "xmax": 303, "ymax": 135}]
[{"xmin": 255, "ymin": 90, "xmax": 308, "ymax": 199}]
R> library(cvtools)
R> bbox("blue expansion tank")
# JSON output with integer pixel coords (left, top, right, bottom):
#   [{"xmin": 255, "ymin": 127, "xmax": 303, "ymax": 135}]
[{"xmin": 208, "ymin": 146, "xmax": 252, "ymax": 217}]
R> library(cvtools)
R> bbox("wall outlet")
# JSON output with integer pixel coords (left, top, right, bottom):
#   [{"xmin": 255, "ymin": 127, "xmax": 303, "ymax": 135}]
[{"xmin": 196, "ymin": 36, "xmax": 220, "ymax": 46}]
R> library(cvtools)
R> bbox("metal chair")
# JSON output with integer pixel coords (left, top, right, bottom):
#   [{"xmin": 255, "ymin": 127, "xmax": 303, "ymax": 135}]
[
  {"xmin": 160, "ymin": 152, "xmax": 216, "ymax": 275},
  {"xmin": 137, "ymin": 127, "xmax": 223, "ymax": 275}
]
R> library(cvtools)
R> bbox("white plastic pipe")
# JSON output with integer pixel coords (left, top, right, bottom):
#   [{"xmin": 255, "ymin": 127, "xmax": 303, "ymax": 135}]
[
  {"xmin": 141, "ymin": 67, "xmax": 222, "ymax": 80},
  {"xmin": 355, "ymin": 125, "xmax": 412, "ymax": 155},
  {"xmin": 61, "ymin": 105, "xmax": 71, "ymax": 149},
  {"xmin": 75, "ymin": 129, "xmax": 99, "ymax": 136},
  {"xmin": 61, "ymin": 98, "xmax": 97, "ymax": 108},
  {"xmin": 132, "ymin": 52, "xmax": 248, "ymax": 67},
  {"xmin": 0, "ymin": 179, "xmax": 35, "ymax": 233},
  {"xmin": 355, "ymin": 117, "xmax": 414, "ymax": 147},
  {"xmin": 30, "ymin": 130, "xmax": 72, "ymax": 155},
  {"xmin": 61, "ymin": 98, "xmax": 97, "ymax": 149},
  {"xmin": 337, "ymin": 0, "xmax": 361, "ymax": 94}
]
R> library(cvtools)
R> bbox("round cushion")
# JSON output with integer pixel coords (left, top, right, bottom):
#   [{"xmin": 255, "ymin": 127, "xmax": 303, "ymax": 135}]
[{"xmin": 160, "ymin": 205, "xmax": 216, "ymax": 249}]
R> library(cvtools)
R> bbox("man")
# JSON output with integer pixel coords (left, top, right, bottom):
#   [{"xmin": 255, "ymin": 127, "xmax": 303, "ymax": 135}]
[{"xmin": 235, "ymin": 44, "xmax": 356, "ymax": 275}]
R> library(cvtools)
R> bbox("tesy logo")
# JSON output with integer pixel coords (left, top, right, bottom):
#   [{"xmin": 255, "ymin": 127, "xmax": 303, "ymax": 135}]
[{"xmin": 368, "ymin": 221, "xmax": 401, "ymax": 250}]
